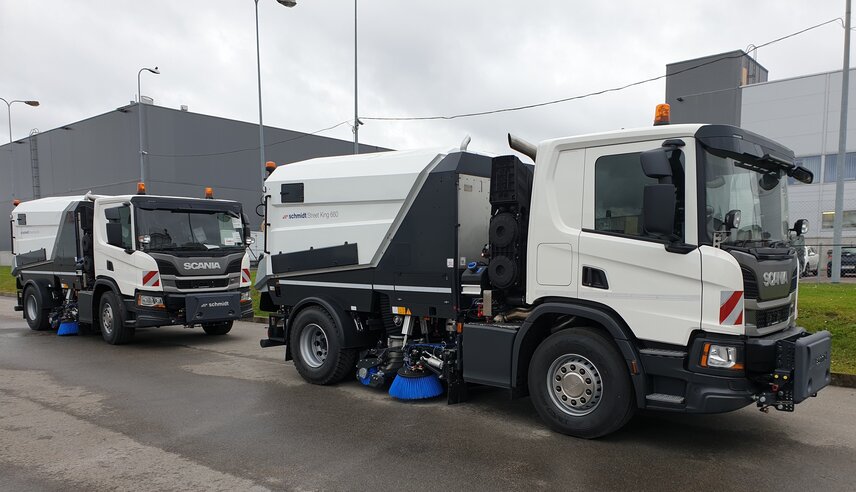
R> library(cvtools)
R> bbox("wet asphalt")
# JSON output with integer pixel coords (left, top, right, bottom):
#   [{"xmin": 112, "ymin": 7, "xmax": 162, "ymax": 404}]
[{"xmin": 0, "ymin": 297, "xmax": 854, "ymax": 491}]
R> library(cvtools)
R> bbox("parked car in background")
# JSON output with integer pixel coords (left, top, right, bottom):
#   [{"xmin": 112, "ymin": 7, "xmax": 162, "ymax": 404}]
[
  {"xmin": 801, "ymin": 246, "xmax": 819, "ymax": 276},
  {"xmin": 826, "ymin": 247, "xmax": 856, "ymax": 277}
]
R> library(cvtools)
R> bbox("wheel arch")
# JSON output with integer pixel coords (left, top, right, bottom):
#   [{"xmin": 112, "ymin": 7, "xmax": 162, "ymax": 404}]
[
  {"xmin": 512, "ymin": 299, "xmax": 646, "ymax": 407},
  {"xmin": 287, "ymin": 296, "xmax": 374, "ymax": 350}
]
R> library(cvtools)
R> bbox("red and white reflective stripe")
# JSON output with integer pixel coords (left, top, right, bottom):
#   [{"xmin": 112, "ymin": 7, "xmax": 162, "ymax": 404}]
[
  {"xmin": 142, "ymin": 270, "xmax": 160, "ymax": 287},
  {"xmin": 242, "ymin": 268, "xmax": 251, "ymax": 283},
  {"xmin": 719, "ymin": 290, "xmax": 744, "ymax": 325}
]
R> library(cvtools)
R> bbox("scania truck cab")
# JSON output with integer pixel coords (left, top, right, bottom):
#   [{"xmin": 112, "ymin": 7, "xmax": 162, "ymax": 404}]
[
  {"xmin": 257, "ymin": 111, "xmax": 831, "ymax": 438},
  {"xmin": 12, "ymin": 189, "xmax": 254, "ymax": 344}
]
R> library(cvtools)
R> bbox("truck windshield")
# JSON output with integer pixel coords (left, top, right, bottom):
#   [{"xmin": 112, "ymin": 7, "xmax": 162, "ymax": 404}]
[
  {"xmin": 136, "ymin": 209, "xmax": 245, "ymax": 251},
  {"xmin": 703, "ymin": 150, "xmax": 789, "ymax": 247}
]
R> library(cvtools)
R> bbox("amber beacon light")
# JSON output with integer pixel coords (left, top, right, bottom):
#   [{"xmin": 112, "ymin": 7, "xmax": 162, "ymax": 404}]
[
  {"xmin": 136, "ymin": 182, "xmax": 147, "ymax": 195},
  {"xmin": 653, "ymin": 103, "xmax": 671, "ymax": 126},
  {"xmin": 205, "ymin": 187, "xmax": 214, "ymax": 199}
]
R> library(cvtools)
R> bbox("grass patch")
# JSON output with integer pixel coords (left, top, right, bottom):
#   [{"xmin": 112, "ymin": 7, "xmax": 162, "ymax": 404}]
[
  {"xmin": 797, "ymin": 283, "xmax": 856, "ymax": 375},
  {"xmin": 4, "ymin": 265, "xmax": 854, "ymax": 373},
  {"xmin": 0, "ymin": 266, "xmax": 16, "ymax": 295}
]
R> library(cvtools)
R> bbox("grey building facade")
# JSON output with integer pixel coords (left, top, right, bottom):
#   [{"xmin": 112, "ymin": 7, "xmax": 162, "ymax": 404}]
[
  {"xmin": 3, "ymin": 103, "xmax": 388, "ymax": 251},
  {"xmin": 665, "ymin": 50, "xmax": 767, "ymax": 125}
]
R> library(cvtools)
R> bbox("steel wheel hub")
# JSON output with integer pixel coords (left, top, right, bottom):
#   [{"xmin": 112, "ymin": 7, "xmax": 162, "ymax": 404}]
[
  {"xmin": 102, "ymin": 304, "xmax": 114, "ymax": 335},
  {"xmin": 299, "ymin": 323, "xmax": 328, "ymax": 368},
  {"xmin": 26, "ymin": 295, "xmax": 37, "ymax": 321},
  {"xmin": 547, "ymin": 354, "xmax": 603, "ymax": 416}
]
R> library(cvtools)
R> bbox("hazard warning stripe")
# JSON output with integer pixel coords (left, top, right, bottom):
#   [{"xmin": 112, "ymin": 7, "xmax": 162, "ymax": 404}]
[
  {"xmin": 142, "ymin": 270, "xmax": 161, "ymax": 288},
  {"xmin": 242, "ymin": 268, "xmax": 251, "ymax": 283},
  {"xmin": 719, "ymin": 290, "xmax": 744, "ymax": 325}
]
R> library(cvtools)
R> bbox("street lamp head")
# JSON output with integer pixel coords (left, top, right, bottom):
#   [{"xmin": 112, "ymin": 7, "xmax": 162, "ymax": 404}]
[
  {"xmin": 147, "ymin": 67, "xmax": 160, "ymax": 75},
  {"xmin": 276, "ymin": 0, "xmax": 297, "ymax": 7},
  {"xmin": 24, "ymin": 100, "xmax": 39, "ymax": 107}
]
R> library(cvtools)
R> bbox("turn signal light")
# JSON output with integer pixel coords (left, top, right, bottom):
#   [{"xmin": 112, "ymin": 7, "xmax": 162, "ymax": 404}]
[
  {"xmin": 204, "ymin": 187, "xmax": 214, "ymax": 199},
  {"xmin": 137, "ymin": 182, "xmax": 146, "ymax": 195},
  {"xmin": 653, "ymin": 103, "xmax": 671, "ymax": 126}
]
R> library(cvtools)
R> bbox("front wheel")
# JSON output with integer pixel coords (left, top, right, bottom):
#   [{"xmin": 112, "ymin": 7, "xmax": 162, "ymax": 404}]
[
  {"xmin": 528, "ymin": 328, "xmax": 635, "ymax": 439},
  {"xmin": 202, "ymin": 320, "xmax": 233, "ymax": 336},
  {"xmin": 289, "ymin": 306, "xmax": 356, "ymax": 385},
  {"xmin": 99, "ymin": 292, "xmax": 134, "ymax": 345}
]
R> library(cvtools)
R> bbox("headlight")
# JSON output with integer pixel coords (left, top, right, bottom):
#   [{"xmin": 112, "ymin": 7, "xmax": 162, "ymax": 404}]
[
  {"xmin": 702, "ymin": 343, "xmax": 742, "ymax": 369},
  {"xmin": 137, "ymin": 294, "xmax": 164, "ymax": 308},
  {"xmin": 241, "ymin": 291, "xmax": 252, "ymax": 302}
]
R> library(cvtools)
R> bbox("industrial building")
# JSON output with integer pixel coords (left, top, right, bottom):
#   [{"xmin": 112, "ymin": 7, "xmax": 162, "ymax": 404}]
[
  {"xmin": 665, "ymin": 50, "xmax": 856, "ymax": 254},
  {"xmin": 2, "ymin": 102, "xmax": 388, "ymax": 254}
]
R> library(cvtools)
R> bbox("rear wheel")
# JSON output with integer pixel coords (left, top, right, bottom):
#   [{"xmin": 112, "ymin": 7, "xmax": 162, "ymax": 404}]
[
  {"xmin": 23, "ymin": 286, "xmax": 51, "ymax": 331},
  {"xmin": 202, "ymin": 320, "xmax": 233, "ymax": 336},
  {"xmin": 289, "ymin": 306, "xmax": 356, "ymax": 385},
  {"xmin": 528, "ymin": 327, "xmax": 635, "ymax": 439},
  {"xmin": 99, "ymin": 292, "xmax": 134, "ymax": 344}
]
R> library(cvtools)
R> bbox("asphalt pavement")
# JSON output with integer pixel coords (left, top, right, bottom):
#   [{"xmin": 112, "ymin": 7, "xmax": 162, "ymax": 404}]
[{"xmin": 1, "ymin": 297, "xmax": 855, "ymax": 491}]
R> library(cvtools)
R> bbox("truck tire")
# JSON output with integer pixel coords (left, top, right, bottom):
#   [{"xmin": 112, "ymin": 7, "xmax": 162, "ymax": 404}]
[
  {"xmin": 23, "ymin": 285, "xmax": 51, "ymax": 331},
  {"xmin": 289, "ymin": 306, "xmax": 356, "ymax": 385},
  {"xmin": 528, "ymin": 327, "xmax": 635, "ymax": 439},
  {"xmin": 202, "ymin": 320, "xmax": 233, "ymax": 336},
  {"xmin": 99, "ymin": 291, "xmax": 135, "ymax": 345}
]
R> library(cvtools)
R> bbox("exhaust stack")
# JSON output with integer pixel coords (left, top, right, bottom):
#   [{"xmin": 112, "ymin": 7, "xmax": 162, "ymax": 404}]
[{"xmin": 507, "ymin": 133, "xmax": 537, "ymax": 161}]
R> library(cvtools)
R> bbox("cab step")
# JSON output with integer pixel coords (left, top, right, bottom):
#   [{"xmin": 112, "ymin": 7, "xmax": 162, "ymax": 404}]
[{"xmin": 646, "ymin": 393, "xmax": 685, "ymax": 405}]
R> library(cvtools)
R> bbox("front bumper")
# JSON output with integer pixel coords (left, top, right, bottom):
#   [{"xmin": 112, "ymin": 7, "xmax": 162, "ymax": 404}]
[
  {"xmin": 128, "ymin": 290, "xmax": 254, "ymax": 328},
  {"xmin": 640, "ymin": 326, "xmax": 832, "ymax": 414}
]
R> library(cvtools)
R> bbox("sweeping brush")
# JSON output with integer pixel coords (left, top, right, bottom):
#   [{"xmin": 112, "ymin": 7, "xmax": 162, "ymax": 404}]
[{"xmin": 389, "ymin": 366, "xmax": 444, "ymax": 400}]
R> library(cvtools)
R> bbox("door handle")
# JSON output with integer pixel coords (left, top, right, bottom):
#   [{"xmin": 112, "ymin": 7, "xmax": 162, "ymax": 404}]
[{"xmin": 107, "ymin": 261, "xmax": 113, "ymax": 271}]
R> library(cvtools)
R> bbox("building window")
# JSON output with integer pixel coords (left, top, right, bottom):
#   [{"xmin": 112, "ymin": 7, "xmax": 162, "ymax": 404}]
[
  {"xmin": 594, "ymin": 152, "xmax": 659, "ymax": 237},
  {"xmin": 823, "ymin": 153, "xmax": 856, "ymax": 183},
  {"xmin": 789, "ymin": 155, "xmax": 821, "ymax": 185},
  {"xmin": 821, "ymin": 210, "xmax": 856, "ymax": 229}
]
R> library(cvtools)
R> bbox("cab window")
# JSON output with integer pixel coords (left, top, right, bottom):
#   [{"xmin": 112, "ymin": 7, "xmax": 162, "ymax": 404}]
[{"xmin": 105, "ymin": 205, "xmax": 133, "ymax": 249}]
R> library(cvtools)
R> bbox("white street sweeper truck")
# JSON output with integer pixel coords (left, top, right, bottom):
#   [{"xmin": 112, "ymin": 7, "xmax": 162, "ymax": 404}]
[
  {"xmin": 11, "ymin": 186, "xmax": 254, "ymax": 344},
  {"xmin": 256, "ymin": 105, "xmax": 832, "ymax": 438}
]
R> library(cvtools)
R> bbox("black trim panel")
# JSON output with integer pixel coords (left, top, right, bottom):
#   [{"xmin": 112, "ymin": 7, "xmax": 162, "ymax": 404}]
[{"xmin": 271, "ymin": 243, "xmax": 359, "ymax": 274}]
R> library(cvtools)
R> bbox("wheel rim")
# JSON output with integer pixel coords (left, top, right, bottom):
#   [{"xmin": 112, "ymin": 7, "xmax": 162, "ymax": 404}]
[
  {"xmin": 26, "ymin": 294, "xmax": 38, "ymax": 321},
  {"xmin": 299, "ymin": 323, "xmax": 329, "ymax": 368},
  {"xmin": 547, "ymin": 354, "xmax": 604, "ymax": 417},
  {"xmin": 102, "ymin": 303, "xmax": 114, "ymax": 336}
]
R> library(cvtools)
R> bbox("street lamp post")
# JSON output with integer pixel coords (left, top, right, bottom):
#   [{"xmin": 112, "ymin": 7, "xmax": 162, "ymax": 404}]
[
  {"xmin": 254, "ymin": 0, "xmax": 297, "ymax": 187},
  {"xmin": 137, "ymin": 67, "xmax": 160, "ymax": 188},
  {"xmin": 1, "ymin": 98, "xmax": 39, "ymax": 200},
  {"xmin": 354, "ymin": 0, "xmax": 360, "ymax": 154}
]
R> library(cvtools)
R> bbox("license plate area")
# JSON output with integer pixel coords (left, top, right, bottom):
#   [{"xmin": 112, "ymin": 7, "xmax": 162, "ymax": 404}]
[
  {"xmin": 793, "ymin": 331, "xmax": 832, "ymax": 403},
  {"xmin": 185, "ymin": 293, "xmax": 240, "ymax": 322}
]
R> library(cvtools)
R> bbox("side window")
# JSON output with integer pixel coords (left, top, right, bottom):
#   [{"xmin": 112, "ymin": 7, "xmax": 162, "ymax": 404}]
[
  {"xmin": 594, "ymin": 153, "xmax": 657, "ymax": 237},
  {"xmin": 594, "ymin": 150, "xmax": 685, "ymax": 240},
  {"xmin": 105, "ymin": 205, "xmax": 133, "ymax": 249}
]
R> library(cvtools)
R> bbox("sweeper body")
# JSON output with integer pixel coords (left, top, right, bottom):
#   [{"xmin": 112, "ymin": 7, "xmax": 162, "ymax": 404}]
[
  {"xmin": 11, "ymin": 188, "xmax": 254, "ymax": 343},
  {"xmin": 257, "ymin": 107, "xmax": 832, "ymax": 438}
]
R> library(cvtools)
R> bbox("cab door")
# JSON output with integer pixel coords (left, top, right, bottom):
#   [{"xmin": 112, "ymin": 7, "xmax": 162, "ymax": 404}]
[
  {"xmin": 577, "ymin": 140, "xmax": 702, "ymax": 347},
  {"xmin": 94, "ymin": 203, "xmax": 139, "ymax": 297}
]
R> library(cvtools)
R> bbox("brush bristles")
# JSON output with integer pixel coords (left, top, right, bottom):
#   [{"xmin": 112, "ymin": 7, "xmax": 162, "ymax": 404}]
[{"xmin": 389, "ymin": 372, "xmax": 444, "ymax": 400}]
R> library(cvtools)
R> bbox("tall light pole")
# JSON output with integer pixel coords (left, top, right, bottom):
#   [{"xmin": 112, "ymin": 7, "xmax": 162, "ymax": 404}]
[
  {"xmin": 1, "ymin": 98, "xmax": 40, "ymax": 200},
  {"xmin": 137, "ymin": 66, "xmax": 160, "ymax": 188},
  {"xmin": 832, "ymin": 0, "xmax": 851, "ymax": 284},
  {"xmin": 353, "ymin": 0, "xmax": 360, "ymax": 154},
  {"xmin": 255, "ymin": 0, "xmax": 297, "ymax": 187}
]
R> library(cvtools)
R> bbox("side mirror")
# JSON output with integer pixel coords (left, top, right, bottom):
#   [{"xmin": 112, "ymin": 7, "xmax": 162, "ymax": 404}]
[
  {"xmin": 792, "ymin": 219, "xmax": 809, "ymax": 236},
  {"xmin": 106, "ymin": 222, "xmax": 124, "ymax": 247},
  {"xmin": 104, "ymin": 207, "xmax": 120, "ymax": 221},
  {"xmin": 725, "ymin": 209, "xmax": 742, "ymax": 230},
  {"xmin": 642, "ymin": 184, "xmax": 676, "ymax": 236},
  {"xmin": 640, "ymin": 148, "xmax": 673, "ymax": 182},
  {"xmin": 789, "ymin": 166, "xmax": 814, "ymax": 184}
]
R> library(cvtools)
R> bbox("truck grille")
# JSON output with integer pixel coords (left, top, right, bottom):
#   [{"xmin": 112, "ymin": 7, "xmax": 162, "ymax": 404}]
[
  {"xmin": 755, "ymin": 304, "xmax": 791, "ymax": 329},
  {"xmin": 741, "ymin": 267, "xmax": 759, "ymax": 299},
  {"xmin": 155, "ymin": 258, "xmax": 242, "ymax": 276},
  {"xmin": 175, "ymin": 278, "xmax": 230, "ymax": 289}
]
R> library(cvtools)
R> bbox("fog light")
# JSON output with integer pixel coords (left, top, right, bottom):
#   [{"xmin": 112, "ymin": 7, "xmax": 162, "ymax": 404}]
[
  {"xmin": 138, "ymin": 294, "xmax": 164, "ymax": 308},
  {"xmin": 241, "ymin": 291, "xmax": 252, "ymax": 302},
  {"xmin": 701, "ymin": 343, "xmax": 742, "ymax": 369}
]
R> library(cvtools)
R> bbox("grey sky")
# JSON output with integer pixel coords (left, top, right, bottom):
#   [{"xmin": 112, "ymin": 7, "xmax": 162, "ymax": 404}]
[{"xmin": 0, "ymin": 0, "xmax": 851, "ymax": 156}]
